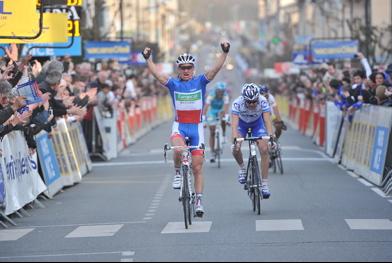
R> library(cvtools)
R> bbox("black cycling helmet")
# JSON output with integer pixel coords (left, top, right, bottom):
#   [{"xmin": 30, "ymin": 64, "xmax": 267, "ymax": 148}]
[{"xmin": 241, "ymin": 83, "xmax": 260, "ymax": 101}]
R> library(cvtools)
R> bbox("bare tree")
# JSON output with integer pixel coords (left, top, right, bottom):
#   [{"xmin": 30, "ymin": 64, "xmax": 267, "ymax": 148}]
[{"xmin": 347, "ymin": 18, "xmax": 392, "ymax": 66}]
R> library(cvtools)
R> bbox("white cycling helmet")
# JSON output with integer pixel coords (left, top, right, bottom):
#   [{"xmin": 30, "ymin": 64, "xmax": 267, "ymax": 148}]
[
  {"xmin": 176, "ymin": 53, "xmax": 196, "ymax": 66},
  {"xmin": 241, "ymin": 83, "xmax": 260, "ymax": 101}
]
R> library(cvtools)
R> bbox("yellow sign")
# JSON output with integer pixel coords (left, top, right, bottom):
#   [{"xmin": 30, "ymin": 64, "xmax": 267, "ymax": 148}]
[
  {"xmin": 68, "ymin": 19, "xmax": 80, "ymax": 37},
  {"xmin": 1, "ymin": 13, "xmax": 68, "ymax": 43},
  {"xmin": 0, "ymin": 0, "xmax": 39, "ymax": 37},
  {"xmin": 67, "ymin": 0, "xmax": 82, "ymax": 6}
]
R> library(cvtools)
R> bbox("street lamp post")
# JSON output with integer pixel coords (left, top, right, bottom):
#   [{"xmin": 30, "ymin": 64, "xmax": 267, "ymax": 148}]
[{"xmin": 120, "ymin": 0, "xmax": 124, "ymax": 41}]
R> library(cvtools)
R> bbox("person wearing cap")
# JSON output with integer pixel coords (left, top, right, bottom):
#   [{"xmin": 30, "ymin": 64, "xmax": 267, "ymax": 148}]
[{"xmin": 142, "ymin": 42, "xmax": 230, "ymax": 217}]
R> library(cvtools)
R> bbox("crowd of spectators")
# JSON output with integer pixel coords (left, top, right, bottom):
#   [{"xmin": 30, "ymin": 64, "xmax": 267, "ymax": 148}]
[
  {"xmin": 0, "ymin": 43, "xmax": 166, "ymax": 156},
  {"xmin": 266, "ymin": 52, "xmax": 392, "ymax": 121}
]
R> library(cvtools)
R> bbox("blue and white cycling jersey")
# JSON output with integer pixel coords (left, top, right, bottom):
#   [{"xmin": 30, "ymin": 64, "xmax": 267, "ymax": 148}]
[{"xmin": 231, "ymin": 96, "xmax": 271, "ymax": 137}]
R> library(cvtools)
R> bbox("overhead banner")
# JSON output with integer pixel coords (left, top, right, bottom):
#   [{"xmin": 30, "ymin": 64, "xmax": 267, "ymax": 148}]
[
  {"xmin": 311, "ymin": 40, "xmax": 358, "ymax": 60},
  {"xmin": 21, "ymin": 36, "xmax": 82, "ymax": 57},
  {"xmin": 84, "ymin": 41, "xmax": 131, "ymax": 60},
  {"xmin": 29, "ymin": 3, "xmax": 84, "ymax": 57},
  {"xmin": 0, "ymin": 0, "xmax": 39, "ymax": 37},
  {"xmin": 1, "ymin": 13, "xmax": 68, "ymax": 44}
]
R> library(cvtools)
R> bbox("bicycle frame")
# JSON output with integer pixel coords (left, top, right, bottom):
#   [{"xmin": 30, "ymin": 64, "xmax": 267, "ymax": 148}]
[
  {"xmin": 235, "ymin": 134, "xmax": 269, "ymax": 215},
  {"xmin": 163, "ymin": 143, "xmax": 204, "ymax": 228}
]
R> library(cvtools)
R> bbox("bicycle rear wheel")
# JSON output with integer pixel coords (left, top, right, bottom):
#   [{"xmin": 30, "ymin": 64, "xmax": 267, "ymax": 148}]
[
  {"xmin": 276, "ymin": 150, "xmax": 284, "ymax": 175},
  {"xmin": 272, "ymin": 154, "xmax": 277, "ymax": 173}
]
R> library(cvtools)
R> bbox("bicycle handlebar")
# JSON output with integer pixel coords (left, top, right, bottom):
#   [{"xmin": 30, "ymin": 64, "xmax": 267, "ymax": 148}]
[
  {"xmin": 164, "ymin": 144, "xmax": 205, "ymax": 151},
  {"xmin": 234, "ymin": 136, "xmax": 270, "ymax": 143}
]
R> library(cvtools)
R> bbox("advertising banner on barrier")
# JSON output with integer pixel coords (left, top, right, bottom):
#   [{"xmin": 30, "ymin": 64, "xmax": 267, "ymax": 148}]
[
  {"xmin": 84, "ymin": 41, "xmax": 131, "ymax": 60},
  {"xmin": 0, "ymin": 160, "xmax": 5, "ymax": 205},
  {"xmin": 370, "ymin": 127, "xmax": 389, "ymax": 176},
  {"xmin": 311, "ymin": 40, "xmax": 358, "ymax": 60},
  {"xmin": 0, "ymin": 131, "xmax": 47, "ymax": 215},
  {"xmin": 76, "ymin": 123, "xmax": 92, "ymax": 172},
  {"xmin": 57, "ymin": 119, "xmax": 82, "ymax": 183},
  {"xmin": 325, "ymin": 102, "xmax": 344, "ymax": 157},
  {"xmin": 341, "ymin": 105, "xmax": 392, "ymax": 185},
  {"xmin": 36, "ymin": 131, "xmax": 63, "ymax": 198},
  {"xmin": 94, "ymin": 107, "xmax": 116, "ymax": 160}
]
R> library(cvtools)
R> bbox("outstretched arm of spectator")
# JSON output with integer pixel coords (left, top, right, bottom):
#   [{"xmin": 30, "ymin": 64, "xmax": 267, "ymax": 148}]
[
  {"xmin": 142, "ymin": 47, "xmax": 169, "ymax": 86},
  {"xmin": 357, "ymin": 52, "xmax": 372, "ymax": 79},
  {"xmin": 205, "ymin": 42, "xmax": 230, "ymax": 81}
]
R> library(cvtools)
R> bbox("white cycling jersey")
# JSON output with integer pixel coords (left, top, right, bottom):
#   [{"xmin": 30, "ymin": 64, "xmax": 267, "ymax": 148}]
[
  {"xmin": 263, "ymin": 94, "xmax": 277, "ymax": 117},
  {"xmin": 231, "ymin": 96, "xmax": 270, "ymax": 124}
]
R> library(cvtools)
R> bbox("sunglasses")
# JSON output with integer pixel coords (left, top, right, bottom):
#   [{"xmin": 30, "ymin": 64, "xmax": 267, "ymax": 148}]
[
  {"xmin": 179, "ymin": 65, "xmax": 194, "ymax": 70},
  {"xmin": 246, "ymin": 100, "xmax": 258, "ymax": 105}
]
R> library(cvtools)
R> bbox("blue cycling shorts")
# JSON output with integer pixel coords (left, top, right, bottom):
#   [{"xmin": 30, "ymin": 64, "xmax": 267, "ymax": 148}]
[{"xmin": 238, "ymin": 118, "xmax": 268, "ymax": 138}]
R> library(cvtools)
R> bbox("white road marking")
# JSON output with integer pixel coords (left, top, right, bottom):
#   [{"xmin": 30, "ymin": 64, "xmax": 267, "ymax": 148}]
[
  {"xmin": 345, "ymin": 219, "xmax": 392, "ymax": 230},
  {"xmin": 256, "ymin": 219, "xmax": 304, "ymax": 231},
  {"xmin": 357, "ymin": 178, "xmax": 373, "ymax": 187},
  {"xmin": 94, "ymin": 157, "xmax": 330, "ymax": 167},
  {"xmin": 84, "ymin": 180, "xmax": 160, "ymax": 184},
  {"xmin": 161, "ymin": 222, "xmax": 212, "ymax": 234},
  {"xmin": 0, "ymin": 251, "xmax": 131, "ymax": 259},
  {"xmin": 347, "ymin": 171, "xmax": 359, "ymax": 178},
  {"xmin": 122, "ymin": 252, "xmax": 135, "ymax": 257},
  {"xmin": 0, "ymin": 228, "xmax": 34, "ymax": 241},
  {"xmin": 121, "ymin": 259, "xmax": 134, "ymax": 262},
  {"xmin": 18, "ymin": 221, "xmax": 146, "ymax": 229},
  {"xmin": 371, "ymin": 187, "xmax": 387, "ymax": 198},
  {"xmin": 65, "ymin": 224, "xmax": 123, "ymax": 238}
]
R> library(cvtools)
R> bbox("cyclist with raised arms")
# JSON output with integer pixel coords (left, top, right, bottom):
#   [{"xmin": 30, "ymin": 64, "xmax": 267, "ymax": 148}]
[
  {"xmin": 203, "ymin": 81, "xmax": 230, "ymax": 163},
  {"xmin": 231, "ymin": 83, "xmax": 274, "ymax": 198},
  {"xmin": 142, "ymin": 42, "xmax": 230, "ymax": 216},
  {"xmin": 259, "ymin": 85, "xmax": 287, "ymax": 139}
]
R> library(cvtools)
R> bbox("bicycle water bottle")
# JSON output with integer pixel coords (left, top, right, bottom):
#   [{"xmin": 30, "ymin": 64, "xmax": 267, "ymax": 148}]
[{"xmin": 250, "ymin": 144, "xmax": 257, "ymax": 156}]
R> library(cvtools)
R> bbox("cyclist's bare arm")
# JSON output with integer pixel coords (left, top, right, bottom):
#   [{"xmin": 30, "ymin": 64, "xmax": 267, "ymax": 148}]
[
  {"xmin": 143, "ymin": 47, "xmax": 169, "ymax": 86},
  {"xmin": 203, "ymin": 103, "xmax": 210, "ymax": 116},
  {"xmin": 223, "ymin": 103, "xmax": 229, "ymax": 116},
  {"xmin": 263, "ymin": 111, "xmax": 274, "ymax": 136},
  {"xmin": 273, "ymin": 105, "xmax": 282, "ymax": 122},
  {"xmin": 231, "ymin": 113, "xmax": 240, "ymax": 140},
  {"xmin": 205, "ymin": 42, "xmax": 230, "ymax": 81}
]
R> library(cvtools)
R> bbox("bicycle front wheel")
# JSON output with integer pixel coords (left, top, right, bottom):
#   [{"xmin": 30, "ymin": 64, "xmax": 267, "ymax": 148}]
[
  {"xmin": 216, "ymin": 132, "xmax": 221, "ymax": 168},
  {"xmin": 252, "ymin": 157, "xmax": 262, "ymax": 215},
  {"xmin": 182, "ymin": 167, "xmax": 191, "ymax": 229}
]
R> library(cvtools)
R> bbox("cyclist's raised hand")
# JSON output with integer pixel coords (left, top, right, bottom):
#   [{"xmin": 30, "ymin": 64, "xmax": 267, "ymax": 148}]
[
  {"xmin": 142, "ymin": 47, "xmax": 152, "ymax": 60},
  {"xmin": 220, "ymin": 42, "xmax": 230, "ymax": 53}
]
